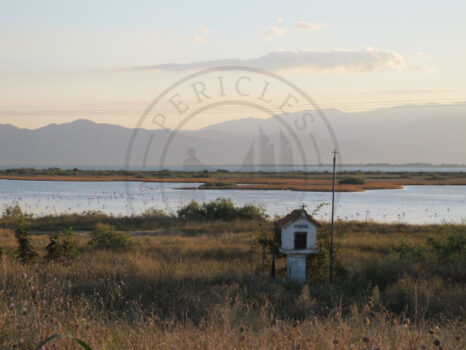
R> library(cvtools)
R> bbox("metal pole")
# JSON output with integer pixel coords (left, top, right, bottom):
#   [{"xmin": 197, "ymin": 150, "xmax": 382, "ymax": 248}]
[{"xmin": 329, "ymin": 150, "xmax": 337, "ymax": 284}]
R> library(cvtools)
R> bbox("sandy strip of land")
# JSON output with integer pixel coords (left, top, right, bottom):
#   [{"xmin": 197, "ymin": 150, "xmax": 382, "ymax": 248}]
[{"xmin": 2, "ymin": 171, "xmax": 465, "ymax": 192}]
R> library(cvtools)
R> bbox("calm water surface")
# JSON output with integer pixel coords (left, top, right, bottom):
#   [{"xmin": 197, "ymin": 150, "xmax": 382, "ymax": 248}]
[{"xmin": 1, "ymin": 180, "xmax": 465, "ymax": 224}]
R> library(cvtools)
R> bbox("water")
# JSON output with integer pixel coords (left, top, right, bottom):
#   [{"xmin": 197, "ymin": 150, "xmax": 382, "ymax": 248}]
[{"xmin": 1, "ymin": 180, "xmax": 465, "ymax": 224}]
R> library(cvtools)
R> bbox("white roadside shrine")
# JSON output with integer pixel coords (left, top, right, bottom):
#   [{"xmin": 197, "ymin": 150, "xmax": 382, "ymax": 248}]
[{"xmin": 274, "ymin": 207, "xmax": 322, "ymax": 284}]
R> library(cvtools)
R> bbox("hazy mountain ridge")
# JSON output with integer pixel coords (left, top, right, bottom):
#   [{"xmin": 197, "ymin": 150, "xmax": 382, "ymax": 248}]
[{"xmin": 1, "ymin": 104, "xmax": 465, "ymax": 167}]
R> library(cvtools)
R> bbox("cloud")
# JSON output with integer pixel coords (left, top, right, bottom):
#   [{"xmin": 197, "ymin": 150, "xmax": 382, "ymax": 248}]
[
  {"xmin": 261, "ymin": 25, "xmax": 287, "ymax": 38},
  {"xmin": 190, "ymin": 35, "xmax": 206, "ymax": 43},
  {"xmin": 276, "ymin": 17, "xmax": 283, "ymax": 23},
  {"xmin": 405, "ymin": 50, "xmax": 430, "ymax": 59},
  {"xmin": 295, "ymin": 21, "xmax": 327, "ymax": 31},
  {"xmin": 198, "ymin": 26, "xmax": 210, "ymax": 34},
  {"xmin": 408, "ymin": 65, "xmax": 436, "ymax": 73},
  {"xmin": 135, "ymin": 48, "xmax": 405, "ymax": 73}
]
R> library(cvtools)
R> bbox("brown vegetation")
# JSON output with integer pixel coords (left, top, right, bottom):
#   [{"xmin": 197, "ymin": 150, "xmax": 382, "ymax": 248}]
[
  {"xmin": 1, "ymin": 168, "xmax": 465, "ymax": 192},
  {"xmin": 0, "ymin": 219, "xmax": 464, "ymax": 349},
  {"xmin": 0, "ymin": 169, "xmax": 466, "ymax": 192}
]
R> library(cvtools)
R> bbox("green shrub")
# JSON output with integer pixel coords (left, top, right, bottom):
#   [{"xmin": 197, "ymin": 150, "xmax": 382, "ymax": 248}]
[
  {"xmin": 14, "ymin": 217, "xmax": 38, "ymax": 264},
  {"xmin": 2, "ymin": 204, "xmax": 24, "ymax": 218},
  {"xmin": 350, "ymin": 256, "xmax": 406, "ymax": 290},
  {"xmin": 177, "ymin": 200, "xmax": 203, "ymax": 220},
  {"xmin": 203, "ymin": 198, "xmax": 237, "ymax": 220},
  {"xmin": 237, "ymin": 204, "xmax": 265, "ymax": 220},
  {"xmin": 392, "ymin": 240, "xmax": 428, "ymax": 260},
  {"xmin": 338, "ymin": 177, "xmax": 365, "ymax": 185},
  {"xmin": 386, "ymin": 225, "xmax": 466, "ymax": 282},
  {"xmin": 308, "ymin": 227, "xmax": 346, "ymax": 282},
  {"xmin": 2, "ymin": 204, "xmax": 33, "ymax": 220},
  {"xmin": 141, "ymin": 207, "xmax": 169, "ymax": 218},
  {"xmin": 88, "ymin": 223, "xmax": 131, "ymax": 251},
  {"xmin": 252, "ymin": 222, "xmax": 279, "ymax": 274},
  {"xmin": 428, "ymin": 224, "xmax": 465, "ymax": 261},
  {"xmin": 177, "ymin": 198, "xmax": 265, "ymax": 221},
  {"xmin": 427, "ymin": 224, "xmax": 466, "ymax": 282},
  {"xmin": 45, "ymin": 227, "xmax": 79, "ymax": 261}
]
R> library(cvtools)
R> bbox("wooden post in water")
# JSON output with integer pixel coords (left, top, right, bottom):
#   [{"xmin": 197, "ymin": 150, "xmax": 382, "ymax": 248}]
[{"xmin": 329, "ymin": 150, "xmax": 337, "ymax": 284}]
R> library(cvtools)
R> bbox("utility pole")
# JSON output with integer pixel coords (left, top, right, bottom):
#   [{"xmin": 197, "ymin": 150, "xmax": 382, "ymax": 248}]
[{"xmin": 329, "ymin": 150, "xmax": 337, "ymax": 284}]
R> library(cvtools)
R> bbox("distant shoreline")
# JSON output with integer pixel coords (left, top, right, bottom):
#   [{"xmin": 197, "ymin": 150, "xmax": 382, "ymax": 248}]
[
  {"xmin": 1, "ymin": 168, "xmax": 465, "ymax": 193},
  {"xmin": 1, "ymin": 164, "xmax": 466, "ymax": 171}
]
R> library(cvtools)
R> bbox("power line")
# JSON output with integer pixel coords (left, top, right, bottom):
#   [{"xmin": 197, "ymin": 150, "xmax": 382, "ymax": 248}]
[{"xmin": 1, "ymin": 99, "xmax": 465, "ymax": 117}]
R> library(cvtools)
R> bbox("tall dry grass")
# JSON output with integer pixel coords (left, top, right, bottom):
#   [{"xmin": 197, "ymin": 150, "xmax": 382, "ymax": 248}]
[{"xmin": 0, "ymin": 221, "xmax": 464, "ymax": 349}]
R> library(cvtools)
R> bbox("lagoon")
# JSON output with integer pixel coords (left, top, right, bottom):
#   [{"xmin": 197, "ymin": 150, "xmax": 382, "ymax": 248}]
[{"xmin": 1, "ymin": 180, "xmax": 465, "ymax": 224}]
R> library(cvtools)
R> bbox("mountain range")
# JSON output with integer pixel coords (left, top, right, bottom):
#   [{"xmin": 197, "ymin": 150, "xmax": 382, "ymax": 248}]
[{"xmin": 1, "ymin": 103, "xmax": 465, "ymax": 168}]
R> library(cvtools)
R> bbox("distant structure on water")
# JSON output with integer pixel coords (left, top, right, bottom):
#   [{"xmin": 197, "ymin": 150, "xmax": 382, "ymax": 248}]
[
  {"xmin": 274, "ymin": 206, "xmax": 321, "ymax": 284},
  {"xmin": 241, "ymin": 127, "xmax": 294, "ymax": 170}
]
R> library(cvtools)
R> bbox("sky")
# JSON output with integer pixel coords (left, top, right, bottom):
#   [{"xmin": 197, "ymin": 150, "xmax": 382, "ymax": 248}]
[{"xmin": 1, "ymin": 0, "xmax": 465, "ymax": 129}]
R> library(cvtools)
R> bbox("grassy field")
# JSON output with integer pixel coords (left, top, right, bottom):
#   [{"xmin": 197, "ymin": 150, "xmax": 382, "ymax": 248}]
[
  {"xmin": 0, "ymin": 214, "xmax": 464, "ymax": 349},
  {"xmin": 1, "ymin": 167, "xmax": 465, "ymax": 192}
]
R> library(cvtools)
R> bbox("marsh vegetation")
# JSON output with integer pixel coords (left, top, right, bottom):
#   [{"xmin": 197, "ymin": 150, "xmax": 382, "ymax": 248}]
[
  {"xmin": 0, "ymin": 202, "xmax": 464, "ymax": 349},
  {"xmin": 1, "ymin": 167, "xmax": 465, "ymax": 192}
]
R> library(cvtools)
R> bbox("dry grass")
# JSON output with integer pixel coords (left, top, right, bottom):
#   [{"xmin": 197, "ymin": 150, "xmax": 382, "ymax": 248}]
[{"xmin": 0, "ymin": 222, "xmax": 464, "ymax": 349}]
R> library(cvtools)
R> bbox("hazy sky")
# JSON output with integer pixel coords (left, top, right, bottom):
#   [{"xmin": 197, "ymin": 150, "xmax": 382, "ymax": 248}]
[{"xmin": 1, "ymin": 0, "xmax": 465, "ymax": 129}]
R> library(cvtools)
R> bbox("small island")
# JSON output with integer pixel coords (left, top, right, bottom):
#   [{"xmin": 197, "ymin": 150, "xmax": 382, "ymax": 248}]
[{"xmin": 0, "ymin": 167, "xmax": 465, "ymax": 192}]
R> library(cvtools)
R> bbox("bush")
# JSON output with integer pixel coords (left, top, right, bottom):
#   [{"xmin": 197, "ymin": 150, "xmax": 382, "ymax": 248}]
[
  {"xmin": 237, "ymin": 205, "xmax": 265, "ymax": 220},
  {"xmin": 252, "ymin": 221, "xmax": 279, "ymax": 274},
  {"xmin": 141, "ymin": 207, "xmax": 169, "ymax": 218},
  {"xmin": 385, "ymin": 225, "xmax": 466, "ymax": 282},
  {"xmin": 392, "ymin": 240, "xmax": 428, "ymax": 260},
  {"xmin": 177, "ymin": 201, "xmax": 203, "ymax": 220},
  {"xmin": 88, "ymin": 223, "xmax": 131, "ymax": 251},
  {"xmin": 2, "ymin": 204, "xmax": 24, "ymax": 218},
  {"xmin": 2, "ymin": 204, "xmax": 33, "ymax": 220},
  {"xmin": 14, "ymin": 217, "xmax": 38, "ymax": 264},
  {"xmin": 427, "ymin": 224, "xmax": 466, "ymax": 282},
  {"xmin": 177, "ymin": 198, "xmax": 265, "ymax": 221},
  {"xmin": 203, "ymin": 198, "xmax": 237, "ymax": 220},
  {"xmin": 428, "ymin": 224, "xmax": 465, "ymax": 262},
  {"xmin": 45, "ymin": 227, "xmax": 79, "ymax": 261},
  {"xmin": 338, "ymin": 177, "xmax": 365, "ymax": 185},
  {"xmin": 308, "ymin": 227, "xmax": 346, "ymax": 282}
]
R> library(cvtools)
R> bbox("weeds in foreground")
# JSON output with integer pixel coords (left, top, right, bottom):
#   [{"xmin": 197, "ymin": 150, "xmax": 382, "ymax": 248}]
[{"xmin": 0, "ymin": 220, "xmax": 464, "ymax": 349}]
